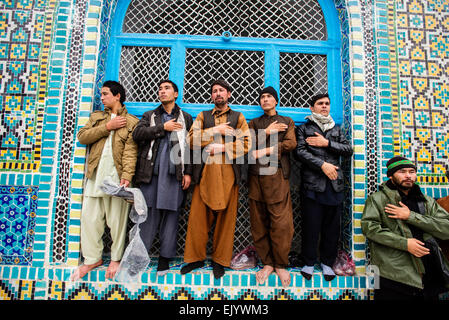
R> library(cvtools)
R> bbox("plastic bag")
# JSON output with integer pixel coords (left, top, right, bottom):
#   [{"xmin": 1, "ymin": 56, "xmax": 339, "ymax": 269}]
[
  {"xmin": 332, "ymin": 250, "xmax": 355, "ymax": 276},
  {"xmin": 100, "ymin": 177, "xmax": 150, "ymax": 282},
  {"xmin": 230, "ymin": 246, "xmax": 258, "ymax": 270},
  {"xmin": 114, "ymin": 223, "xmax": 150, "ymax": 283}
]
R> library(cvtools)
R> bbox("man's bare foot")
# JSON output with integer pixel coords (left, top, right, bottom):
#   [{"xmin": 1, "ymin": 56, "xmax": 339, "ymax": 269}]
[
  {"xmin": 256, "ymin": 265, "xmax": 274, "ymax": 285},
  {"xmin": 70, "ymin": 260, "xmax": 103, "ymax": 281},
  {"xmin": 275, "ymin": 267, "xmax": 291, "ymax": 288},
  {"xmin": 106, "ymin": 260, "xmax": 121, "ymax": 279}
]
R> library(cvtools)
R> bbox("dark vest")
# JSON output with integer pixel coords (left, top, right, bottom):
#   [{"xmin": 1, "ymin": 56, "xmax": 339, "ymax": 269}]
[{"xmin": 192, "ymin": 109, "xmax": 243, "ymax": 185}]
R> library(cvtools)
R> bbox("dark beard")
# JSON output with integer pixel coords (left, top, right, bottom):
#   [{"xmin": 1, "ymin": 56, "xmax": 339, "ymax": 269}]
[{"xmin": 390, "ymin": 177, "xmax": 415, "ymax": 192}]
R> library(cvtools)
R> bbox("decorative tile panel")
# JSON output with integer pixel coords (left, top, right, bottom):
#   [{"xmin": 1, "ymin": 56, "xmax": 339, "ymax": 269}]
[
  {"xmin": 0, "ymin": 0, "xmax": 51, "ymax": 172},
  {"xmin": 395, "ymin": 0, "xmax": 449, "ymax": 185},
  {"xmin": 0, "ymin": 185, "xmax": 38, "ymax": 265}
]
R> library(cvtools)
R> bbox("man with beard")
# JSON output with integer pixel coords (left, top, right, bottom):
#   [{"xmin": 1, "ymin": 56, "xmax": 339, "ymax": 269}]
[
  {"xmin": 181, "ymin": 79, "xmax": 250, "ymax": 279},
  {"xmin": 362, "ymin": 156, "xmax": 449, "ymax": 300}
]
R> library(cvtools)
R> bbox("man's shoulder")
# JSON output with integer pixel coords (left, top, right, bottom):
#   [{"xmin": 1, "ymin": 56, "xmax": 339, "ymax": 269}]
[
  {"xmin": 276, "ymin": 114, "xmax": 294, "ymax": 125},
  {"xmin": 367, "ymin": 184, "xmax": 394, "ymax": 202},
  {"xmin": 87, "ymin": 110, "xmax": 108, "ymax": 123},
  {"xmin": 89, "ymin": 110, "xmax": 106, "ymax": 117},
  {"xmin": 126, "ymin": 113, "xmax": 139, "ymax": 125},
  {"xmin": 181, "ymin": 109, "xmax": 193, "ymax": 120}
]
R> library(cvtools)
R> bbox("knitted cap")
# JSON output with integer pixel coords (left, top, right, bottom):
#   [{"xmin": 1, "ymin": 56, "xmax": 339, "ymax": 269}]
[
  {"xmin": 259, "ymin": 86, "xmax": 278, "ymax": 103},
  {"xmin": 386, "ymin": 156, "xmax": 416, "ymax": 177}
]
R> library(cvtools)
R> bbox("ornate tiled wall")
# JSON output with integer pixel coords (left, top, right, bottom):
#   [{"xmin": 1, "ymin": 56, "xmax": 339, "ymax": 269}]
[{"xmin": 0, "ymin": 0, "xmax": 448, "ymax": 300}]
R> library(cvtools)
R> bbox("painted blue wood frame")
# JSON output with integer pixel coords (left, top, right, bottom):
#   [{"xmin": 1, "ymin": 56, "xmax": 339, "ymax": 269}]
[{"xmin": 105, "ymin": 0, "xmax": 343, "ymax": 125}]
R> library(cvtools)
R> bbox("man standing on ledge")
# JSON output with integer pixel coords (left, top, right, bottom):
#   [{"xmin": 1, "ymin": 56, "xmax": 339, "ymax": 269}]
[
  {"xmin": 295, "ymin": 93, "xmax": 353, "ymax": 281},
  {"xmin": 72, "ymin": 80, "xmax": 138, "ymax": 281},
  {"xmin": 362, "ymin": 156, "xmax": 449, "ymax": 300},
  {"xmin": 181, "ymin": 79, "xmax": 251, "ymax": 279},
  {"xmin": 132, "ymin": 80, "xmax": 193, "ymax": 276},
  {"xmin": 248, "ymin": 86, "xmax": 296, "ymax": 287}
]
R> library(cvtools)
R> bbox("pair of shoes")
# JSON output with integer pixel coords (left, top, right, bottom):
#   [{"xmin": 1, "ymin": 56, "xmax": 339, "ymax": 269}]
[
  {"xmin": 157, "ymin": 256, "xmax": 170, "ymax": 277},
  {"xmin": 180, "ymin": 261, "xmax": 205, "ymax": 275},
  {"xmin": 212, "ymin": 261, "xmax": 225, "ymax": 279}
]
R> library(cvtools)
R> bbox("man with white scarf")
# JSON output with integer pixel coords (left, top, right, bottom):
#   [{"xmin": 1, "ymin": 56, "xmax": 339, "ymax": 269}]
[
  {"xmin": 132, "ymin": 80, "xmax": 193, "ymax": 276},
  {"xmin": 295, "ymin": 93, "xmax": 353, "ymax": 282}
]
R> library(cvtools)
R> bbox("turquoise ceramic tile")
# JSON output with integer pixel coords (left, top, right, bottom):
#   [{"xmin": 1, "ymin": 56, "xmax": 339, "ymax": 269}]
[
  {"xmin": 313, "ymin": 274, "xmax": 321, "ymax": 288},
  {"xmin": 240, "ymin": 274, "xmax": 248, "ymax": 287}
]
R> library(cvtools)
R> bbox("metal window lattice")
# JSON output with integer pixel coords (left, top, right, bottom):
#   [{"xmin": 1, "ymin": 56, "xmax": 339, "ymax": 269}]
[
  {"xmin": 280, "ymin": 53, "xmax": 328, "ymax": 108},
  {"xmin": 183, "ymin": 49, "xmax": 265, "ymax": 105},
  {"xmin": 101, "ymin": 0, "xmax": 335, "ymax": 259},
  {"xmin": 119, "ymin": 46, "xmax": 171, "ymax": 102},
  {"xmin": 102, "ymin": 167, "xmax": 304, "ymax": 258},
  {"xmin": 123, "ymin": 0, "xmax": 326, "ymax": 40}
]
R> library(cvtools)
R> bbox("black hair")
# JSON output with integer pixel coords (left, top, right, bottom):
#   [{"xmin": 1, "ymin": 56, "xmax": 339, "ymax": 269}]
[
  {"xmin": 310, "ymin": 93, "xmax": 330, "ymax": 108},
  {"xmin": 102, "ymin": 80, "xmax": 126, "ymax": 104},
  {"xmin": 158, "ymin": 79, "xmax": 179, "ymax": 93},
  {"xmin": 210, "ymin": 79, "xmax": 232, "ymax": 94}
]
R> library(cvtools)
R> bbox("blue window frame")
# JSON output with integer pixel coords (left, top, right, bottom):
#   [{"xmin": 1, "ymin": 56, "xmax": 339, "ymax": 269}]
[{"xmin": 105, "ymin": 0, "xmax": 343, "ymax": 125}]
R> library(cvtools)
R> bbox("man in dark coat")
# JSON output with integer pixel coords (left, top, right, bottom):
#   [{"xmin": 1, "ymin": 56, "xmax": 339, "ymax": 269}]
[
  {"xmin": 132, "ymin": 80, "xmax": 193, "ymax": 276},
  {"xmin": 295, "ymin": 93, "xmax": 353, "ymax": 281}
]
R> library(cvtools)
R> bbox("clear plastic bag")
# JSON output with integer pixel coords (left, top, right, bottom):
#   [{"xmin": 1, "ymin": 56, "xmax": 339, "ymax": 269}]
[
  {"xmin": 114, "ymin": 223, "xmax": 150, "ymax": 283},
  {"xmin": 332, "ymin": 250, "xmax": 356, "ymax": 276},
  {"xmin": 100, "ymin": 177, "xmax": 150, "ymax": 282},
  {"xmin": 230, "ymin": 246, "xmax": 258, "ymax": 270}
]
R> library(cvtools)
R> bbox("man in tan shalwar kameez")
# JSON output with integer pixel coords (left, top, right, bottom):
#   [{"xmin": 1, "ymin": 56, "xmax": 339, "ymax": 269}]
[
  {"xmin": 181, "ymin": 79, "xmax": 250, "ymax": 279},
  {"xmin": 248, "ymin": 86, "xmax": 296, "ymax": 287}
]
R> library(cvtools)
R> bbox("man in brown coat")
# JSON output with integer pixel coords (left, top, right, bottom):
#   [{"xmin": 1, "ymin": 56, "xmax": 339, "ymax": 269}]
[
  {"xmin": 71, "ymin": 80, "xmax": 138, "ymax": 281},
  {"xmin": 181, "ymin": 79, "xmax": 251, "ymax": 279},
  {"xmin": 248, "ymin": 86, "xmax": 296, "ymax": 287}
]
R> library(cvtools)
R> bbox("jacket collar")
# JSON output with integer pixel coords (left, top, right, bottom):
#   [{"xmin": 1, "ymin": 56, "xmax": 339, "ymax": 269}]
[
  {"xmin": 104, "ymin": 104, "xmax": 127, "ymax": 116},
  {"xmin": 155, "ymin": 104, "xmax": 181, "ymax": 117},
  {"xmin": 211, "ymin": 105, "xmax": 230, "ymax": 116},
  {"xmin": 261, "ymin": 111, "xmax": 279, "ymax": 119},
  {"xmin": 380, "ymin": 180, "xmax": 426, "ymax": 202}
]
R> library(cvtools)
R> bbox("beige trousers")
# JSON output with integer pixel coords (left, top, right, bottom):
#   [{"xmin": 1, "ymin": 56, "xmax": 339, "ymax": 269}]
[{"xmin": 80, "ymin": 195, "xmax": 130, "ymax": 265}]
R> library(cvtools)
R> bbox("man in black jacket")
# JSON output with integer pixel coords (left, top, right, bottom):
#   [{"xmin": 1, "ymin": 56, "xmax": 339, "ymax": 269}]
[
  {"xmin": 132, "ymin": 80, "xmax": 193, "ymax": 276},
  {"xmin": 295, "ymin": 93, "xmax": 353, "ymax": 281}
]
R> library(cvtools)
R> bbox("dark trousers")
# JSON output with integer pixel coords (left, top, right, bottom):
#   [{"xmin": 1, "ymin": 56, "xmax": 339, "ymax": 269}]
[
  {"xmin": 301, "ymin": 197, "xmax": 341, "ymax": 266},
  {"xmin": 374, "ymin": 277, "xmax": 440, "ymax": 301},
  {"xmin": 139, "ymin": 206, "xmax": 179, "ymax": 258}
]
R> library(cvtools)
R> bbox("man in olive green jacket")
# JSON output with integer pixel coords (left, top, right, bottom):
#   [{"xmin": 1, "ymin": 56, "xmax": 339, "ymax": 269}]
[
  {"xmin": 362, "ymin": 156, "xmax": 449, "ymax": 300},
  {"xmin": 71, "ymin": 81, "xmax": 138, "ymax": 281}
]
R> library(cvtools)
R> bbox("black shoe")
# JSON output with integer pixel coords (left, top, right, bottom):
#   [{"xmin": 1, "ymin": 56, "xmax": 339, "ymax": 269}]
[
  {"xmin": 323, "ymin": 274, "xmax": 336, "ymax": 282},
  {"xmin": 157, "ymin": 256, "xmax": 170, "ymax": 272},
  {"xmin": 212, "ymin": 261, "xmax": 225, "ymax": 279},
  {"xmin": 180, "ymin": 261, "xmax": 205, "ymax": 275},
  {"xmin": 301, "ymin": 271, "xmax": 312, "ymax": 281}
]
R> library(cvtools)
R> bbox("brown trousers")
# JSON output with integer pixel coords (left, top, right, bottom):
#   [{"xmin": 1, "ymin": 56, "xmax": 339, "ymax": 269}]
[
  {"xmin": 183, "ymin": 184, "xmax": 239, "ymax": 267},
  {"xmin": 249, "ymin": 190, "xmax": 294, "ymax": 268}
]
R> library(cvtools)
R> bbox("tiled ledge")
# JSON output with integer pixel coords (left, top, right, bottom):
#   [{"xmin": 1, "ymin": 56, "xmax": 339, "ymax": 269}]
[
  {"xmin": 0, "ymin": 260, "xmax": 375, "ymax": 300},
  {"xmin": 0, "ymin": 260, "xmax": 373, "ymax": 289}
]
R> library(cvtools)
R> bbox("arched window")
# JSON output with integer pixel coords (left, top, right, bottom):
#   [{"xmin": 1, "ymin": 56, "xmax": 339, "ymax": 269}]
[{"xmin": 105, "ymin": 0, "xmax": 343, "ymax": 123}]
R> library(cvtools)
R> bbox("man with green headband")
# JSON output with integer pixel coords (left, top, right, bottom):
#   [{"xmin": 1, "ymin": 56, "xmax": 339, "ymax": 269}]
[{"xmin": 362, "ymin": 156, "xmax": 449, "ymax": 300}]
